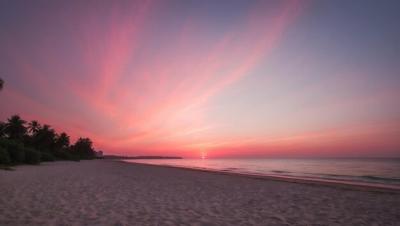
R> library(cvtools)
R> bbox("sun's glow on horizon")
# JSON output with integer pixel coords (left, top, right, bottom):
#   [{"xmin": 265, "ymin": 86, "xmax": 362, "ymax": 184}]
[{"xmin": 201, "ymin": 151, "xmax": 207, "ymax": 160}]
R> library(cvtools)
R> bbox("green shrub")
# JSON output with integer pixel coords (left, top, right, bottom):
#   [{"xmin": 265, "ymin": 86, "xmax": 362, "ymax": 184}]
[
  {"xmin": 24, "ymin": 148, "xmax": 41, "ymax": 165},
  {"xmin": 0, "ymin": 139, "xmax": 25, "ymax": 164},
  {"xmin": 0, "ymin": 138, "xmax": 7, "ymax": 148},
  {"xmin": 69, "ymin": 154, "xmax": 80, "ymax": 162},
  {"xmin": 54, "ymin": 151, "xmax": 80, "ymax": 161},
  {"xmin": 0, "ymin": 147, "xmax": 11, "ymax": 165},
  {"xmin": 40, "ymin": 152, "xmax": 55, "ymax": 162},
  {"xmin": 54, "ymin": 150, "xmax": 69, "ymax": 160},
  {"xmin": 9, "ymin": 148, "xmax": 25, "ymax": 164}
]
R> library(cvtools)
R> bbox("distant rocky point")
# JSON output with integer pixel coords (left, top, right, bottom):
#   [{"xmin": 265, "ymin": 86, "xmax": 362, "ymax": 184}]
[{"xmin": 103, "ymin": 155, "xmax": 182, "ymax": 160}]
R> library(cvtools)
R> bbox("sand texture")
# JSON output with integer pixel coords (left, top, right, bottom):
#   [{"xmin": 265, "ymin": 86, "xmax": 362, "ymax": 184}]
[{"xmin": 1, "ymin": 160, "xmax": 399, "ymax": 226}]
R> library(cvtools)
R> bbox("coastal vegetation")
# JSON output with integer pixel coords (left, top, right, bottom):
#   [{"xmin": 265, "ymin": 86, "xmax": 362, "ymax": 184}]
[
  {"xmin": 0, "ymin": 114, "xmax": 97, "ymax": 167},
  {"xmin": 0, "ymin": 78, "xmax": 96, "ymax": 167}
]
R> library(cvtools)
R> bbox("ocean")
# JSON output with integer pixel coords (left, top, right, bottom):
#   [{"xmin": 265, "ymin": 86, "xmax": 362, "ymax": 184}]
[{"xmin": 125, "ymin": 158, "xmax": 400, "ymax": 189}]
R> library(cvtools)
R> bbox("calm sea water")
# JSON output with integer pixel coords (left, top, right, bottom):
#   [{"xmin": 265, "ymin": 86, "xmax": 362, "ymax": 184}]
[{"xmin": 125, "ymin": 158, "xmax": 400, "ymax": 189}]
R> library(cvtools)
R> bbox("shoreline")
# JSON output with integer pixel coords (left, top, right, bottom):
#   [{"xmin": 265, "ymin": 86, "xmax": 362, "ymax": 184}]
[{"xmin": 119, "ymin": 160, "xmax": 400, "ymax": 194}]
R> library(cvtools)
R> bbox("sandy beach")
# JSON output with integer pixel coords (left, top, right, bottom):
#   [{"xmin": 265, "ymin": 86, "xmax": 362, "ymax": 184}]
[{"xmin": 1, "ymin": 160, "xmax": 399, "ymax": 226}]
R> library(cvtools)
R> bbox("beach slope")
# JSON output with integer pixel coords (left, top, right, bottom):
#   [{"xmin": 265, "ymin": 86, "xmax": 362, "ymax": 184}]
[{"xmin": 1, "ymin": 160, "xmax": 399, "ymax": 226}]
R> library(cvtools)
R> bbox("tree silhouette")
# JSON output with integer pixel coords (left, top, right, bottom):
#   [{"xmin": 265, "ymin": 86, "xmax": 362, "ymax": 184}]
[
  {"xmin": 28, "ymin": 120, "xmax": 41, "ymax": 135},
  {"xmin": 55, "ymin": 132, "xmax": 70, "ymax": 150},
  {"xmin": 72, "ymin": 137, "xmax": 95, "ymax": 159},
  {"xmin": 0, "ymin": 122, "xmax": 5, "ymax": 138},
  {"xmin": 0, "ymin": 78, "xmax": 3, "ymax": 91},
  {"xmin": 0, "ymin": 114, "xmax": 99, "ymax": 165},
  {"xmin": 33, "ymin": 124, "xmax": 56, "ymax": 152},
  {"xmin": 4, "ymin": 115, "xmax": 27, "ymax": 141}
]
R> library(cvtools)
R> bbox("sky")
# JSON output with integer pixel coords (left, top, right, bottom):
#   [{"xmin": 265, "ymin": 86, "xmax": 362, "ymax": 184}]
[{"xmin": 0, "ymin": 0, "xmax": 399, "ymax": 158}]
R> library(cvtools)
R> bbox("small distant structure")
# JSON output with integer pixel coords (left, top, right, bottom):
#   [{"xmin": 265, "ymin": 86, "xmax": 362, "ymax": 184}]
[{"xmin": 95, "ymin": 150, "xmax": 104, "ymax": 158}]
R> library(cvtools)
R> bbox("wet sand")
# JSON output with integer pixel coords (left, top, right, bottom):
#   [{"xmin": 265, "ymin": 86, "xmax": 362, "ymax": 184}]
[{"xmin": 1, "ymin": 160, "xmax": 399, "ymax": 226}]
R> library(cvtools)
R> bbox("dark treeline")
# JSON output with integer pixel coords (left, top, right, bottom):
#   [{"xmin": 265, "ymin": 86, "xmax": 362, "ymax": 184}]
[{"xmin": 0, "ymin": 114, "xmax": 97, "ymax": 166}]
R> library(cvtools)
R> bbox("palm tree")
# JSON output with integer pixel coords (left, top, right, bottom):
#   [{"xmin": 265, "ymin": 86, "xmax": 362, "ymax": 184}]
[
  {"xmin": 28, "ymin": 120, "xmax": 41, "ymax": 135},
  {"xmin": 0, "ymin": 121, "xmax": 6, "ymax": 137},
  {"xmin": 0, "ymin": 78, "xmax": 3, "ymax": 91},
  {"xmin": 4, "ymin": 115, "xmax": 27, "ymax": 140},
  {"xmin": 33, "ymin": 124, "xmax": 57, "ymax": 151},
  {"xmin": 55, "ymin": 132, "xmax": 70, "ymax": 150}
]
